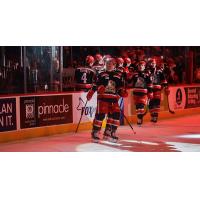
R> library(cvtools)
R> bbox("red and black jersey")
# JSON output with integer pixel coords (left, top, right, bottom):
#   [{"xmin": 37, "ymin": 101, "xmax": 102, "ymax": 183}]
[
  {"xmin": 131, "ymin": 72, "xmax": 153, "ymax": 96},
  {"xmin": 115, "ymin": 66, "xmax": 133, "ymax": 88},
  {"xmin": 75, "ymin": 66, "xmax": 96, "ymax": 90},
  {"xmin": 92, "ymin": 71, "xmax": 124, "ymax": 102},
  {"xmin": 129, "ymin": 61, "xmax": 138, "ymax": 73},
  {"xmin": 115, "ymin": 66, "xmax": 125, "ymax": 74},
  {"xmin": 150, "ymin": 69, "xmax": 168, "ymax": 92},
  {"xmin": 92, "ymin": 64, "xmax": 105, "ymax": 75}
]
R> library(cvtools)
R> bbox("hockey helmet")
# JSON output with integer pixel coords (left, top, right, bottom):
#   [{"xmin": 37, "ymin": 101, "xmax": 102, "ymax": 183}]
[
  {"xmin": 95, "ymin": 54, "xmax": 103, "ymax": 61},
  {"xmin": 137, "ymin": 61, "xmax": 146, "ymax": 71},
  {"xmin": 95, "ymin": 53, "xmax": 104, "ymax": 65},
  {"xmin": 149, "ymin": 58, "xmax": 157, "ymax": 68},
  {"xmin": 117, "ymin": 57, "xmax": 124, "ymax": 65},
  {"xmin": 86, "ymin": 55, "xmax": 94, "ymax": 65},
  {"xmin": 124, "ymin": 57, "xmax": 131, "ymax": 65},
  {"xmin": 102, "ymin": 55, "xmax": 111, "ymax": 65}
]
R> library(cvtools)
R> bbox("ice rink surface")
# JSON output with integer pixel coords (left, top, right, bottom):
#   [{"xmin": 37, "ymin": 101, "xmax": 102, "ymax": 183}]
[{"xmin": 0, "ymin": 114, "xmax": 200, "ymax": 152}]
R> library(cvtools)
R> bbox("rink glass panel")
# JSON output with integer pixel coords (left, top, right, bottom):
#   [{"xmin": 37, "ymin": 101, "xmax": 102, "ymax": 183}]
[{"xmin": 23, "ymin": 46, "xmax": 63, "ymax": 93}]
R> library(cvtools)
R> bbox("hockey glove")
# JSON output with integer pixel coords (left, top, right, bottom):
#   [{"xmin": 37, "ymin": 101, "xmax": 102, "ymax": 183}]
[
  {"xmin": 97, "ymin": 85, "xmax": 105, "ymax": 94},
  {"xmin": 124, "ymin": 67, "xmax": 130, "ymax": 74},
  {"xmin": 119, "ymin": 89, "xmax": 128, "ymax": 97},
  {"xmin": 86, "ymin": 89, "xmax": 95, "ymax": 101},
  {"xmin": 126, "ymin": 72, "xmax": 133, "ymax": 80},
  {"xmin": 148, "ymin": 92, "xmax": 153, "ymax": 99}
]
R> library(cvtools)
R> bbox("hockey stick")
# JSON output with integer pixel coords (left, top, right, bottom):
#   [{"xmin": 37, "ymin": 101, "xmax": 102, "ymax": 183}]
[
  {"xmin": 166, "ymin": 94, "xmax": 175, "ymax": 114},
  {"xmin": 75, "ymin": 100, "xmax": 88, "ymax": 133},
  {"xmin": 120, "ymin": 109, "xmax": 136, "ymax": 134},
  {"xmin": 143, "ymin": 98, "xmax": 150, "ymax": 116},
  {"xmin": 118, "ymin": 85, "xmax": 136, "ymax": 134},
  {"xmin": 119, "ymin": 98, "xmax": 136, "ymax": 134},
  {"xmin": 119, "ymin": 82, "xmax": 136, "ymax": 134}
]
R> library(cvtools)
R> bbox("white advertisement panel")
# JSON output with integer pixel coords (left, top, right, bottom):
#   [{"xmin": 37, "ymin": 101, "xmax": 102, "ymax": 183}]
[
  {"xmin": 168, "ymin": 86, "xmax": 186, "ymax": 111},
  {"xmin": 73, "ymin": 92, "xmax": 97, "ymax": 123}
]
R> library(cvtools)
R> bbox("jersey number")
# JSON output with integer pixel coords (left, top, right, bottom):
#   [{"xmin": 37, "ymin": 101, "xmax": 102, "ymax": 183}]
[{"xmin": 81, "ymin": 73, "xmax": 87, "ymax": 83}]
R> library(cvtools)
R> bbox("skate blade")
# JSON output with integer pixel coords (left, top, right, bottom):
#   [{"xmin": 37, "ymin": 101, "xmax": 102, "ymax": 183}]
[
  {"xmin": 108, "ymin": 138, "xmax": 118, "ymax": 143},
  {"xmin": 103, "ymin": 136, "xmax": 109, "ymax": 140},
  {"xmin": 92, "ymin": 139, "xmax": 99, "ymax": 143}
]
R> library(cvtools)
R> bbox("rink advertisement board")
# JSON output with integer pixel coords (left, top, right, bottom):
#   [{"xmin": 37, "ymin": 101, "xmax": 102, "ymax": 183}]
[
  {"xmin": 0, "ymin": 98, "xmax": 17, "ymax": 132},
  {"xmin": 165, "ymin": 85, "xmax": 200, "ymax": 111},
  {"xmin": 73, "ymin": 92, "xmax": 97, "ymax": 123},
  {"xmin": 20, "ymin": 94, "xmax": 73, "ymax": 129},
  {"xmin": 185, "ymin": 86, "xmax": 200, "ymax": 108},
  {"xmin": 20, "ymin": 97, "xmax": 37, "ymax": 128},
  {"xmin": 37, "ymin": 95, "xmax": 73, "ymax": 126},
  {"xmin": 167, "ymin": 87, "xmax": 186, "ymax": 111}
]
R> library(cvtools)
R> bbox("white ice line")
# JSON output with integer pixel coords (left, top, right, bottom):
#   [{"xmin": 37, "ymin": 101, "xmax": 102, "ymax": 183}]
[
  {"xmin": 121, "ymin": 139, "xmax": 159, "ymax": 146},
  {"xmin": 76, "ymin": 143, "xmax": 129, "ymax": 152}
]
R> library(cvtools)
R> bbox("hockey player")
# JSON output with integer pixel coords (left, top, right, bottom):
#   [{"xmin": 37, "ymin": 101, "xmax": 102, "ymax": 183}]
[
  {"xmin": 123, "ymin": 57, "xmax": 133, "ymax": 88},
  {"xmin": 116, "ymin": 57, "xmax": 125, "ymax": 73},
  {"xmin": 124, "ymin": 57, "xmax": 132, "ymax": 72},
  {"xmin": 128, "ymin": 56, "xmax": 139, "ymax": 76},
  {"xmin": 148, "ymin": 58, "xmax": 170, "ymax": 123},
  {"xmin": 115, "ymin": 57, "xmax": 129, "ymax": 87},
  {"xmin": 130, "ymin": 61, "xmax": 153, "ymax": 126},
  {"xmin": 74, "ymin": 55, "xmax": 96, "ymax": 92},
  {"xmin": 92, "ymin": 53, "xmax": 105, "ymax": 75},
  {"xmin": 86, "ymin": 57, "xmax": 128, "ymax": 143}
]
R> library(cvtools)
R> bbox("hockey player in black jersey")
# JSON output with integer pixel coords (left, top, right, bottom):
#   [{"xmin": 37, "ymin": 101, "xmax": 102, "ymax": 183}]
[
  {"xmin": 116, "ymin": 57, "xmax": 125, "ymax": 73},
  {"xmin": 75, "ymin": 55, "xmax": 96, "ymax": 92},
  {"xmin": 86, "ymin": 57, "xmax": 128, "ymax": 143},
  {"xmin": 115, "ymin": 57, "xmax": 131, "ymax": 87},
  {"xmin": 147, "ymin": 58, "xmax": 170, "ymax": 123},
  {"xmin": 124, "ymin": 57, "xmax": 132, "ymax": 72},
  {"xmin": 130, "ymin": 61, "xmax": 153, "ymax": 126},
  {"xmin": 92, "ymin": 53, "xmax": 105, "ymax": 75}
]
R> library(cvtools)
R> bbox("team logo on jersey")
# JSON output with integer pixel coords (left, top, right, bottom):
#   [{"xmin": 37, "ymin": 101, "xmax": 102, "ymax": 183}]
[
  {"xmin": 135, "ymin": 77, "xmax": 145, "ymax": 88},
  {"xmin": 152, "ymin": 74, "xmax": 158, "ymax": 84},
  {"xmin": 105, "ymin": 80, "xmax": 116, "ymax": 93},
  {"xmin": 152, "ymin": 72, "xmax": 162, "ymax": 84}
]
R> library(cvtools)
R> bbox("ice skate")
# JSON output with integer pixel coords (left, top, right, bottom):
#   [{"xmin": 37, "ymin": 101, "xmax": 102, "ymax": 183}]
[
  {"xmin": 91, "ymin": 131, "xmax": 100, "ymax": 143},
  {"xmin": 137, "ymin": 118, "xmax": 143, "ymax": 127},
  {"xmin": 103, "ymin": 128, "xmax": 112, "ymax": 141},
  {"xmin": 109, "ymin": 131, "xmax": 118, "ymax": 143},
  {"xmin": 151, "ymin": 116, "xmax": 157, "ymax": 123}
]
